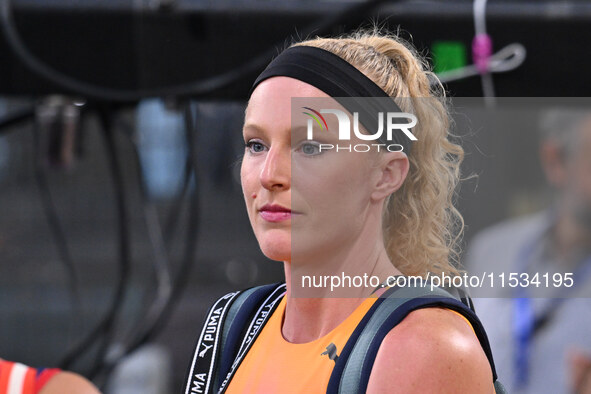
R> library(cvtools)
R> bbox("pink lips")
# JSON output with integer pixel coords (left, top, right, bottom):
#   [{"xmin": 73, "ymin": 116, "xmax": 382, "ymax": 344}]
[{"xmin": 259, "ymin": 203, "xmax": 292, "ymax": 222}]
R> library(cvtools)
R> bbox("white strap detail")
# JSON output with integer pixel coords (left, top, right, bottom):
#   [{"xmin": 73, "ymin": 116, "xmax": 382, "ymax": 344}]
[{"xmin": 7, "ymin": 363, "xmax": 28, "ymax": 394}]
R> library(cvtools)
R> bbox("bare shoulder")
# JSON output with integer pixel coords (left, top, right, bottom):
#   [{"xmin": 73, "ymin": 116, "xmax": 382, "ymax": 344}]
[
  {"xmin": 366, "ymin": 307, "xmax": 494, "ymax": 394},
  {"xmin": 39, "ymin": 371, "xmax": 101, "ymax": 394}
]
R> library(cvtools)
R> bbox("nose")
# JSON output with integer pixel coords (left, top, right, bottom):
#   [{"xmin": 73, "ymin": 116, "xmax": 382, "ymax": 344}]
[{"xmin": 260, "ymin": 145, "xmax": 291, "ymax": 191}]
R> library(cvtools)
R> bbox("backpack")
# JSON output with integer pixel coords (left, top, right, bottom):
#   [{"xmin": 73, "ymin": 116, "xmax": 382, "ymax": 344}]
[{"xmin": 183, "ymin": 281, "xmax": 507, "ymax": 394}]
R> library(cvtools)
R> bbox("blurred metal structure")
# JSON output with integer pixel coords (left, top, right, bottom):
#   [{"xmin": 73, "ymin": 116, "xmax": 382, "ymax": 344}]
[{"xmin": 0, "ymin": 0, "xmax": 590, "ymax": 99}]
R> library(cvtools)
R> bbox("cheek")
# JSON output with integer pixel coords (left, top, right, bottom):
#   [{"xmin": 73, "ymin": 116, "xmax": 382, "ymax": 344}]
[
  {"xmin": 241, "ymin": 156, "xmax": 256, "ymax": 187},
  {"xmin": 335, "ymin": 157, "xmax": 375, "ymax": 200},
  {"xmin": 240, "ymin": 161, "xmax": 248, "ymax": 192},
  {"xmin": 240, "ymin": 160, "xmax": 258, "ymax": 208},
  {"xmin": 301, "ymin": 168, "xmax": 371, "ymax": 215},
  {"xmin": 292, "ymin": 152, "xmax": 376, "ymax": 228}
]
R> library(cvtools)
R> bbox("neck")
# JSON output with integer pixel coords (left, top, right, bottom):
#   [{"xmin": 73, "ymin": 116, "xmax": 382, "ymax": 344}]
[{"xmin": 281, "ymin": 240, "xmax": 400, "ymax": 343}]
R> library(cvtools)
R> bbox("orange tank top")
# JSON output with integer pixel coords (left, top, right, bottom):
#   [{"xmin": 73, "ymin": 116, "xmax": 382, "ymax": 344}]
[{"xmin": 225, "ymin": 295, "xmax": 379, "ymax": 394}]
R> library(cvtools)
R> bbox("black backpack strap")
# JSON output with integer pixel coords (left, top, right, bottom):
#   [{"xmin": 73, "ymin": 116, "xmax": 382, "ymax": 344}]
[
  {"xmin": 183, "ymin": 282, "xmax": 285, "ymax": 394},
  {"xmin": 217, "ymin": 282, "xmax": 286, "ymax": 388},
  {"xmin": 327, "ymin": 285, "xmax": 501, "ymax": 394},
  {"xmin": 184, "ymin": 290, "xmax": 241, "ymax": 394},
  {"xmin": 211, "ymin": 285, "xmax": 261, "ymax": 390},
  {"xmin": 217, "ymin": 282, "xmax": 286, "ymax": 393}
]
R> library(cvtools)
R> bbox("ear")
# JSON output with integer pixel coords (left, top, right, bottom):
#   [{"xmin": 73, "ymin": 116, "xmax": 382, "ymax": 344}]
[
  {"xmin": 540, "ymin": 141, "xmax": 567, "ymax": 189},
  {"xmin": 371, "ymin": 152, "xmax": 410, "ymax": 202}
]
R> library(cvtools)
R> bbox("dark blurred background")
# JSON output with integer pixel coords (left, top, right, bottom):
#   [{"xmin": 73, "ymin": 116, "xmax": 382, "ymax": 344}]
[{"xmin": 0, "ymin": 0, "xmax": 589, "ymax": 392}]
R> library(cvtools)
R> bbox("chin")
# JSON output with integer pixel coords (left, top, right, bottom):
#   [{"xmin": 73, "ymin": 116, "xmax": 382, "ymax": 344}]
[{"xmin": 258, "ymin": 238, "xmax": 291, "ymax": 262}]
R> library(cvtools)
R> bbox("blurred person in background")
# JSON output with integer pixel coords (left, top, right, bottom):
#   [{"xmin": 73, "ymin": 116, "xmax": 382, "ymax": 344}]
[
  {"xmin": 466, "ymin": 109, "xmax": 591, "ymax": 393},
  {"xmin": 0, "ymin": 359, "xmax": 99, "ymax": 394}
]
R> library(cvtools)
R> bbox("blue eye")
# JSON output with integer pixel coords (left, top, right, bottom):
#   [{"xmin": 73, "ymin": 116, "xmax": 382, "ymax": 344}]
[
  {"xmin": 245, "ymin": 140, "xmax": 266, "ymax": 153},
  {"xmin": 299, "ymin": 142, "xmax": 322, "ymax": 156}
]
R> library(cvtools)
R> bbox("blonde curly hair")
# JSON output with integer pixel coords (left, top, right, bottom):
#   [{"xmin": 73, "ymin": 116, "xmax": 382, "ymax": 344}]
[{"xmin": 293, "ymin": 31, "xmax": 464, "ymax": 277}]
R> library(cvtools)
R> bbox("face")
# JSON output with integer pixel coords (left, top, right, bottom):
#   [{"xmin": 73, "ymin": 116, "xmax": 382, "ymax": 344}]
[{"xmin": 241, "ymin": 77, "xmax": 407, "ymax": 263}]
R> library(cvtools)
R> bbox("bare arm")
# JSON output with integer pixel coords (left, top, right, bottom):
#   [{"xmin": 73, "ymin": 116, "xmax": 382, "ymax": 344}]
[
  {"xmin": 367, "ymin": 307, "xmax": 494, "ymax": 394},
  {"xmin": 39, "ymin": 371, "xmax": 101, "ymax": 394}
]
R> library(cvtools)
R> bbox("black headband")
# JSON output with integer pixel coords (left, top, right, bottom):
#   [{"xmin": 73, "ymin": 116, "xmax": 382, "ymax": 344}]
[{"xmin": 251, "ymin": 45, "xmax": 414, "ymax": 152}]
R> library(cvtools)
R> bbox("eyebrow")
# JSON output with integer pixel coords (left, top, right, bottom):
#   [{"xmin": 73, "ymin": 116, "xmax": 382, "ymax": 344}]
[{"xmin": 242, "ymin": 123, "xmax": 309, "ymax": 136}]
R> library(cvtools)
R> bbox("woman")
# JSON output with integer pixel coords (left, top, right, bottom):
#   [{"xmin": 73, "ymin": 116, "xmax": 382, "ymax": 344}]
[
  {"xmin": 0, "ymin": 359, "xmax": 99, "ymax": 393},
  {"xmin": 186, "ymin": 30, "xmax": 498, "ymax": 393}
]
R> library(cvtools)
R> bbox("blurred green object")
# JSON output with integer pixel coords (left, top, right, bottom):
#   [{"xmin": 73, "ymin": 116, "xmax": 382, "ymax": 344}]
[{"xmin": 431, "ymin": 41, "xmax": 467, "ymax": 73}]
